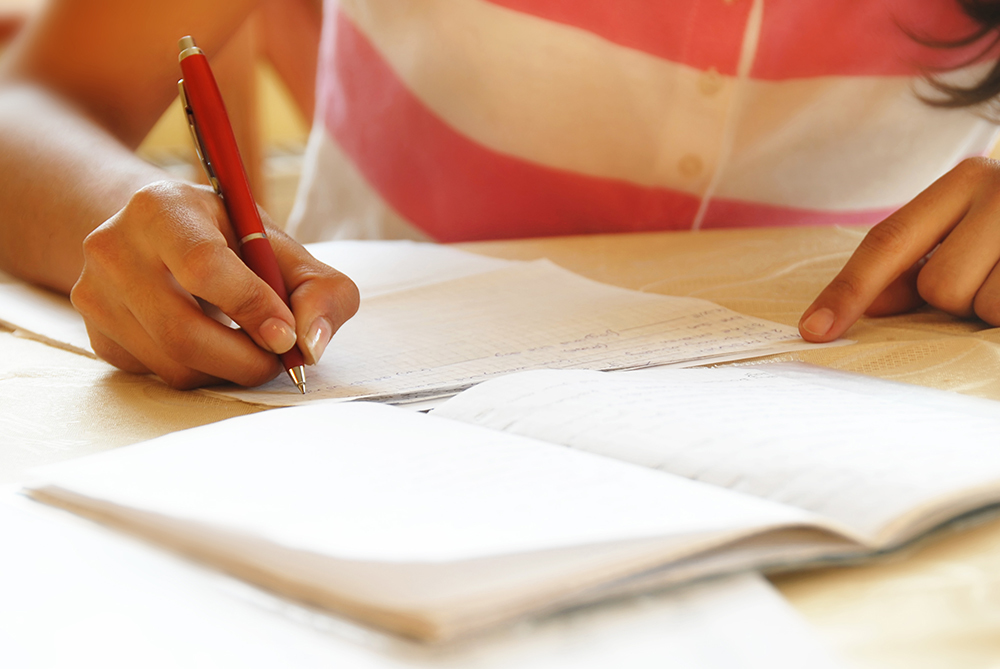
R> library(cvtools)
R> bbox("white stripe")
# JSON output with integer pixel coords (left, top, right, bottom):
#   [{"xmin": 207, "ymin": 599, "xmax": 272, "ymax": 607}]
[
  {"xmin": 693, "ymin": 0, "xmax": 764, "ymax": 230},
  {"xmin": 338, "ymin": 0, "xmax": 997, "ymax": 210},
  {"xmin": 341, "ymin": 0, "xmax": 728, "ymax": 194},
  {"xmin": 287, "ymin": 124, "xmax": 429, "ymax": 242},
  {"xmin": 718, "ymin": 72, "xmax": 998, "ymax": 210}
]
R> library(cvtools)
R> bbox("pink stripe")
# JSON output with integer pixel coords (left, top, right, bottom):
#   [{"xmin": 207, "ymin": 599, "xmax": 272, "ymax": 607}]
[
  {"xmin": 484, "ymin": 0, "xmax": 752, "ymax": 76},
  {"xmin": 320, "ymin": 12, "xmax": 912, "ymax": 242},
  {"xmin": 485, "ymin": 0, "xmax": 992, "ymax": 79},
  {"xmin": 322, "ymin": 12, "xmax": 704, "ymax": 242},
  {"xmin": 700, "ymin": 199, "xmax": 897, "ymax": 230}
]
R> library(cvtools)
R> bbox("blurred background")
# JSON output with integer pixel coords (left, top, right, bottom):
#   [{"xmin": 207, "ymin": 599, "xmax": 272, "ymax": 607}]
[{"xmin": 0, "ymin": 0, "xmax": 316, "ymax": 228}]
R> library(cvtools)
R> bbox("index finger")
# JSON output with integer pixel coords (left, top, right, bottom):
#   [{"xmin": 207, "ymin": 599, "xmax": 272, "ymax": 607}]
[
  {"xmin": 798, "ymin": 159, "xmax": 985, "ymax": 341},
  {"xmin": 137, "ymin": 188, "xmax": 300, "ymax": 355}
]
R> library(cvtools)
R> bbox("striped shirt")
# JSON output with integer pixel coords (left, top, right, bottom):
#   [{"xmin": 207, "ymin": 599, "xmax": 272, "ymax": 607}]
[{"xmin": 287, "ymin": 0, "xmax": 1000, "ymax": 243}]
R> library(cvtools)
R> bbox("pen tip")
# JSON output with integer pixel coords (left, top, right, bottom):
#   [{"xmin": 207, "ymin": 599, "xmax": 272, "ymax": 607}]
[{"xmin": 287, "ymin": 365, "xmax": 307, "ymax": 395}]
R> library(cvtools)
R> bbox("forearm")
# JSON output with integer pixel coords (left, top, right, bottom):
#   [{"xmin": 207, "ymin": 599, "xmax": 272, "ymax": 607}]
[{"xmin": 0, "ymin": 83, "xmax": 170, "ymax": 294}]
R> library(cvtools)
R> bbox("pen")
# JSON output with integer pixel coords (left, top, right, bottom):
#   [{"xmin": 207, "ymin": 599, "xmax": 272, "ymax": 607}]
[{"xmin": 177, "ymin": 35, "xmax": 306, "ymax": 394}]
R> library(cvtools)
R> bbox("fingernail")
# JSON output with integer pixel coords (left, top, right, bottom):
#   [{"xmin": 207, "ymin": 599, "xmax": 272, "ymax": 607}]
[
  {"xmin": 260, "ymin": 318, "xmax": 297, "ymax": 354},
  {"xmin": 801, "ymin": 308, "xmax": 836, "ymax": 337},
  {"xmin": 303, "ymin": 317, "xmax": 333, "ymax": 365}
]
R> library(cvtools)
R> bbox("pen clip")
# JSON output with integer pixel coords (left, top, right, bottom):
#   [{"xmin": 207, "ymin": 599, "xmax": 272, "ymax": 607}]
[{"xmin": 178, "ymin": 80, "xmax": 222, "ymax": 195}]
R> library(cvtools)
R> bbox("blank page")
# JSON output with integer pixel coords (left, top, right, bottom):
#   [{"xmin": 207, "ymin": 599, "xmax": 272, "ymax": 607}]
[
  {"xmin": 0, "ymin": 497, "xmax": 842, "ymax": 668},
  {"xmin": 26, "ymin": 402, "xmax": 811, "ymax": 563},
  {"xmin": 432, "ymin": 365, "xmax": 1000, "ymax": 541}
]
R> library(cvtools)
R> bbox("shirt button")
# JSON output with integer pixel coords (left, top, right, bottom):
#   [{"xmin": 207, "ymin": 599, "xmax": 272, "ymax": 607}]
[
  {"xmin": 698, "ymin": 67, "xmax": 723, "ymax": 96},
  {"xmin": 678, "ymin": 154, "xmax": 704, "ymax": 178}
]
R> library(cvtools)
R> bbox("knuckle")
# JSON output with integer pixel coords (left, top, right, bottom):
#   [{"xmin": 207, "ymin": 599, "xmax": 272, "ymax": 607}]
[
  {"xmin": 80, "ymin": 224, "xmax": 120, "ymax": 266},
  {"xmin": 342, "ymin": 275, "xmax": 361, "ymax": 315},
  {"xmin": 130, "ymin": 180, "xmax": 210, "ymax": 211},
  {"xmin": 127, "ymin": 182, "xmax": 169, "ymax": 213},
  {"xmin": 822, "ymin": 273, "xmax": 868, "ymax": 304},
  {"xmin": 330, "ymin": 273, "xmax": 361, "ymax": 320},
  {"xmin": 860, "ymin": 216, "xmax": 915, "ymax": 258},
  {"xmin": 154, "ymin": 317, "xmax": 201, "ymax": 364},
  {"xmin": 70, "ymin": 278, "xmax": 116, "ymax": 328},
  {"xmin": 69, "ymin": 280, "xmax": 97, "ymax": 316},
  {"xmin": 228, "ymin": 282, "xmax": 273, "ymax": 321},
  {"xmin": 175, "ymin": 239, "xmax": 230, "ymax": 292},
  {"xmin": 952, "ymin": 156, "xmax": 998, "ymax": 185},
  {"xmin": 128, "ymin": 181, "xmax": 227, "ymax": 244}
]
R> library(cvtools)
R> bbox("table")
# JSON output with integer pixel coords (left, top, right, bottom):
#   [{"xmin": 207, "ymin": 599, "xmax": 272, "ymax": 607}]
[{"xmin": 3, "ymin": 225, "xmax": 1000, "ymax": 667}]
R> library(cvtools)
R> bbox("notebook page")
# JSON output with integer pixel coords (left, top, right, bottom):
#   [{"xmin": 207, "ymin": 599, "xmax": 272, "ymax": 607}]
[
  {"xmin": 209, "ymin": 261, "xmax": 827, "ymax": 406},
  {"xmin": 26, "ymin": 402, "xmax": 813, "ymax": 563},
  {"xmin": 432, "ymin": 366, "xmax": 1000, "ymax": 542},
  {"xmin": 0, "ymin": 496, "xmax": 842, "ymax": 669}
]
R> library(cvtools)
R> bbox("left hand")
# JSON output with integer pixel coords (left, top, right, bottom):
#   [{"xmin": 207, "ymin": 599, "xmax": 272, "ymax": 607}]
[{"xmin": 800, "ymin": 157, "xmax": 1000, "ymax": 341}]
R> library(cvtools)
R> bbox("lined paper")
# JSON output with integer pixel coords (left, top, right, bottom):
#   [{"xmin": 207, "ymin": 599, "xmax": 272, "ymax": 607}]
[{"xmin": 211, "ymin": 261, "xmax": 828, "ymax": 406}]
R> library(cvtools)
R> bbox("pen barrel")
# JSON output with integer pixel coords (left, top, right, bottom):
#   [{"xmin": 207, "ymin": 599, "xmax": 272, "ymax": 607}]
[
  {"xmin": 242, "ymin": 236, "xmax": 305, "ymax": 370},
  {"xmin": 279, "ymin": 344, "xmax": 306, "ymax": 371},
  {"xmin": 241, "ymin": 236, "xmax": 290, "ymax": 303},
  {"xmin": 180, "ymin": 43, "xmax": 306, "ymax": 378},
  {"xmin": 178, "ymin": 52, "xmax": 265, "ymax": 239}
]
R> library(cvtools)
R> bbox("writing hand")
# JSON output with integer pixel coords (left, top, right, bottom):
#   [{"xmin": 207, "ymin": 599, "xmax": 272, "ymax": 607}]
[
  {"xmin": 70, "ymin": 181, "xmax": 359, "ymax": 389},
  {"xmin": 800, "ymin": 158, "xmax": 1000, "ymax": 341}
]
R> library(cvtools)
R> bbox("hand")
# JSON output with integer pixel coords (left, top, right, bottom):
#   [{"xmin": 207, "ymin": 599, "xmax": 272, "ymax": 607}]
[
  {"xmin": 70, "ymin": 180, "xmax": 359, "ymax": 389},
  {"xmin": 800, "ymin": 157, "xmax": 1000, "ymax": 341}
]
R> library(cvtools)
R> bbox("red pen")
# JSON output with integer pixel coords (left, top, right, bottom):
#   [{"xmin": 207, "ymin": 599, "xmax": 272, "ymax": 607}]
[{"xmin": 177, "ymin": 35, "xmax": 306, "ymax": 393}]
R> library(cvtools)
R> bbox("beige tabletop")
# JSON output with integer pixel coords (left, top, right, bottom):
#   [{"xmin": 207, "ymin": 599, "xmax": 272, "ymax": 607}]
[{"xmin": 3, "ymin": 225, "xmax": 1000, "ymax": 667}]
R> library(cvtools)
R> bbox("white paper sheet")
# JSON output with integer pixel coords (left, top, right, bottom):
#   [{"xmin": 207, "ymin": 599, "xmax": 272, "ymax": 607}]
[
  {"xmin": 0, "ymin": 496, "xmax": 842, "ymax": 669},
  {"xmin": 0, "ymin": 244, "xmax": 837, "ymax": 408},
  {"xmin": 26, "ymin": 402, "xmax": 810, "ymax": 563},
  {"xmin": 433, "ymin": 364, "xmax": 1000, "ymax": 540},
  {"xmin": 210, "ymin": 261, "xmax": 828, "ymax": 406},
  {"xmin": 305, "ymin": 240, "xmax": 516, "ymax": 299}
]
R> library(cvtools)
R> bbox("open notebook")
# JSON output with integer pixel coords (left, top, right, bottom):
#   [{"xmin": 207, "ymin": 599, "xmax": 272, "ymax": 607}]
[
  {"xmin": 0, "ymin": 498, "xmax": 841, "ymax": 668},
  {"xmin": 25, "ymin": 363, "xmax": 1000, "ymax": 641}
]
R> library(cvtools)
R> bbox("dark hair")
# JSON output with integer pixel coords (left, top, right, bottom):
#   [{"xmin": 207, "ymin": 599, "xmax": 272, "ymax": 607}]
[{"xmin": 921, "ymin": 1, "xmax": 1000, "ymax": 108}]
